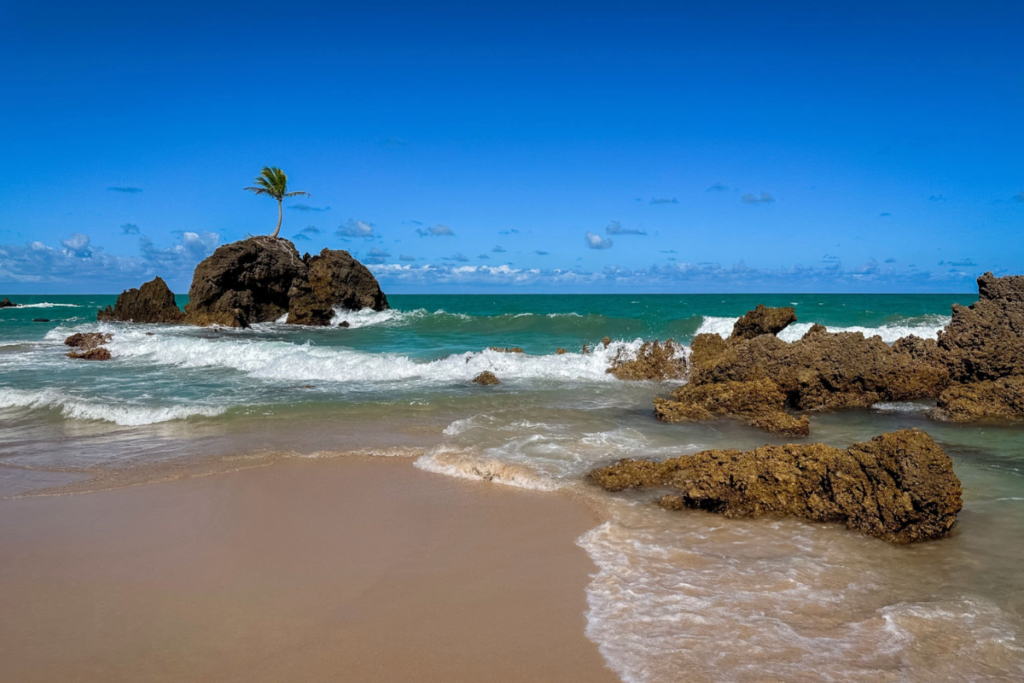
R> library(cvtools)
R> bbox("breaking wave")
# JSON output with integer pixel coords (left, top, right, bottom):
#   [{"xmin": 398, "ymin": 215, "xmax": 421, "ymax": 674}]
[
  {"xmin": 0, "ymin": 387, "xmax": 227, "ymax": 426},
  {"xmin": 0, "ymin": 302, "xmax": 82, "ymax": 309},
  {"xmin": 696, "ymin": 314, "xmax": 951, "ymax": 343},
  {"xmin": 415, "ymin": 447, "xmax": 563, "ymax": 491}
]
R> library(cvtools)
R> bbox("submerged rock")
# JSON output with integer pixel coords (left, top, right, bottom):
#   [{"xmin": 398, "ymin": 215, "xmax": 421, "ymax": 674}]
[
  {"xmin": 730, "ymin": 304, "xmax": 797, "ymax": 340},
  {"xmin": 97, "ymin": 277, "xmax": 185, "ymax": 323},
  {"xmin": 489, "ymin": 346, "xmax": 525, "ymax": 354},
  {"xmin": 67, "ymin": 347, "xmax": 112, "ymax": 361},
  {"xmin": 287, "ymin": 249, "xmax": 389, "ymax": 325},
  {"xmin": 607, "ymin": 339, "xmax": 687, "ymax": 381},
  {"xmin": 64, "ymin": 332, "xmax": 113, "ymax": 350},
  {"xmin": 472, "ymin": 371, "xmax": 501, "ymax": 385},
  {"xmin": 654, "ymin": 379, "xmax": 809, "ymax": 436},
  {"xmin": 589, "ymin": 429, "xmax": 962, "ymax": 543},
  {"xmin": 0, "ymin": 297, "xmax": 17, "ymax": 308}
]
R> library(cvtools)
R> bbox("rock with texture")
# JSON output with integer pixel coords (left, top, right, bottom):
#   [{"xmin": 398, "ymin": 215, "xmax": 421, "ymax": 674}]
[
  {"xmin": 64, "ymin": 332, "xmax": 113, "ymax": 350},
  {"xmin": 654, "ymin": 379, "xmax": 809, "ymax": 436},
  {"xmin": 730, "ymin": 304, "xmax": 797, "ymax": 340},
  {"xmin": 97, "ymin": 277, "xmax": 185, "ymax": 323},
  {"xmin": 607, "ymin": 340, "xmax": 687, "ymax": 381},
  {"xmin": 938, "ymin": 272, "xmax": 1024, "ymax": 383},
  {"xmin": 0, "ymin": 298, "xmax": 17, "ymax": 308},
  {"xmin": 67, "ymin": 347, "xmax": 112, "ymax": 361},
  {"xmin": 472, "ymin": 371, "xmax": 501, "ymax": 385},
  {"xmin": 286, "ymin": 249, "xmax": 389, "ymax": 325},
  {"xmin": 588, "ymin": 429, "xmax": 962, "ymax": 543}
]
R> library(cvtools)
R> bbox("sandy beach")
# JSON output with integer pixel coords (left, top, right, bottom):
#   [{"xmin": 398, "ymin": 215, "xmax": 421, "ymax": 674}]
[{"xmin": 0, "ymin": 456, "xmax": 618, "ymax": 683}]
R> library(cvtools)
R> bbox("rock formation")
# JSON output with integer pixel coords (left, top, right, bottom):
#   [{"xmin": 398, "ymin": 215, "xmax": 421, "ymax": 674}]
[
  {"xmin": 287, "ymin": 249, "xmax": 389, "ymax": 325},
  {"xmin": 64, "ymin": 332, "xmax": 113, "ymax": 350},
  {"xmin": 0, "ymin": 297, "xmax": 17, "ymax": 308},
  {"xmin": 607, "ymin": 340, "xmax": 687, "ymax": 381},
  {"xmin": 730, "ymin": 304, "xmax": 797, "ymax": 340},
  {"xmin": 67, "ymin": 347, "xmax": 112, "ymax": 361},
  {"xmin": 654, "ymin": 379, "xmax": 809, "ymax": 436},
  {"xmin": 473, "ymin": 371, "xmax": 501, "ymax": 385},
  {"xmin": 97, "ymin": 277, "xmax": 185, "ymax": 323},
  {"xmin": 588, "ymin": 429, "xmax": 962, "ymax": 543},
  {"xmin": 183, "ymin": 237, "xmax": 387, "ymax": 328}
]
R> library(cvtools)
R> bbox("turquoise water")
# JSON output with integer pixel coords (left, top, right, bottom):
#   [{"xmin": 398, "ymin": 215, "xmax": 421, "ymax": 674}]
[{"xmin": 1, "ymin": 291, "xmax": 1022, "ymax": 682}]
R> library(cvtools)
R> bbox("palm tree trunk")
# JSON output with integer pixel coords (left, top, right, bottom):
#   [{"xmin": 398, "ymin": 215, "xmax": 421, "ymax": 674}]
[{"xmin": 271, "ymin": 200, "xmax": 283, "ymax": 238}]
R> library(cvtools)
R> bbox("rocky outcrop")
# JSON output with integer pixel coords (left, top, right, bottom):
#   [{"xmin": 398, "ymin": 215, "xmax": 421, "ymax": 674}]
[
  {"xmin": 589, "ymin": 429, "xmax": 962, "ymax": 543},
  {"xmin": 473, "ymin": 371, "xmax": 501, "ymax": 385},
  {"xmin": 64, "ymin": 332, "xmax": 113, "ymax": 350},
  {"xmin": 937, "ymin": 377, "xmax": 1024, "ymax": 422},
  {"xmin": 607, "ymin": 340, "xmax": 687, "ymax": 381},
  {"xmin": 67, "ymin": 347, "xmax": 112, "ymax": 361},
  {"xmin": 183, "ymin": 237, "xmax": 388, "ymax": 328},
  {"xmin": 654, "ymin": 379, "xmax": 809, "ymax": 436},
  {"xmin": 730, "ymin": 304, "xmax": 797, "ymax": 340},
  {"xmin": 0, "ymin": 297, "xmax": 17, "ymax": 308},
  {"xmin": 97, "ymin": 277, "xmax": 185, "ymax": 323},
  {"xmin": 287, "ymin": 249, "xmax": 389, "ymax": 325}
]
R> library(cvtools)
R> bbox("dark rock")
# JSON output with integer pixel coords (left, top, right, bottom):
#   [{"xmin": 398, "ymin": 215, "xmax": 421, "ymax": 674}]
[
  {"xmin": 67, "ymin": 347, "xmax": 112, "ymax": 361},
  {"xmin": 473, "ymin": 371, "xmax": 501, "ymax": 385},
  {"xmin": 0, "ymin": 298, "xmax": 17, "ymax": 308},
  {"xmin": 588, "ymin": 429, "xmax": 962, "ymax": 543},
  {"xmin": 654, "ymin": 379, "xmax": 809, "ymax": 436},
  {"xmin": 97, "ymin": 276, "xmax": 185, "ymax": 323},
  {"xmin": 607, "ymin": 340, "xmax": 687, "ymax": 381},
  {"xmin": 32, "ymin": 318, "xmax": 50, "ymax": 323},
  {"xmin": 64, "ymin": 332, "xmax": 113, "ymax": 350},
  {"xmin": 185, "ymin": 236, "xmax": 305, "ymax": 327},
  {"xmin": 286, "ymin": 249, "xmax": 389, "ymax": 326},
  {"xmin": 338, "ymin": 321, "xmax": 350, "ymax": 328},
  {"xmin": 938, "ymin": 272, "xmax": 1024, "ymax": 383},
  {"xmin": 730, "ymin": 304, "xmax": 797, "ymax": 340}
]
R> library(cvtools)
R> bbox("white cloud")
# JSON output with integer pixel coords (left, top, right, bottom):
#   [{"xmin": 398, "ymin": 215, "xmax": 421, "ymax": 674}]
[{"xmin": 585, "ymin": 232, "xmax": 613, "ymax": 249}]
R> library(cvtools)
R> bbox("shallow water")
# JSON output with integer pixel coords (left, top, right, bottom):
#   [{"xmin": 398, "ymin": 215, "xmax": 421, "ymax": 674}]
[{"xmin": 2, "ymin": 292, "xmax": 1022, "ymax": 681}]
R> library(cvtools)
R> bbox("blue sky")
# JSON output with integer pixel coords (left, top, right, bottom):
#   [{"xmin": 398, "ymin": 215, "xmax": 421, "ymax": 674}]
[{"xmin": 1, "ymin": 0, "xmax": 1022, "ymax": 293}]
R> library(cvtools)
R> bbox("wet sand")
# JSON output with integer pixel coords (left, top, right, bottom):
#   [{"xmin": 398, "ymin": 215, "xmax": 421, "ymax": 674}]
[{"xmin": 0, "ymin": 456, "xmax": 618, "ymax": 683}]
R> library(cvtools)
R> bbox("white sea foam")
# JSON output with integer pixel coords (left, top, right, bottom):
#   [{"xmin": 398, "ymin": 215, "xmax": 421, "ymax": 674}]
[
  {"xmin": 0, "ymin": 387, "xmax": 227, "ymax": 426},
  {"xmin": 414, "ymin": 447, "xmax": 562, "ymax": 490},
  {"xmin": 102, "ymin": 328, "xmax": 642, "ymax": 384},
  {"xmin": 871, "ymin": 401, "xmax": 935, "ymax": 414},
  {"xmin": 0, "ymin": 302, "xmax": 81, "ymax": 309},
  {"xmin": 696, "ymin": 314, "xmax": 950, "ymax": 343}
]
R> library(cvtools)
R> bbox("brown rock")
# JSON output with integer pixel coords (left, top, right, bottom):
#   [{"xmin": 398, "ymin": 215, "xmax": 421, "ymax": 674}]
[
  {"xmin": 607, "ymin": 340, "xmax": 687, "ymax": 381},
  {"xmin": 938, "ymin": 272, "xmax": 1024, "ymax": 383},
  {"xmin": 936, "ymin": 377, "xmax": 1024, "ymax": 422},
  {"xmin": 472, "ymin": 371, "xmax": 501, "ymax": 385},
  {"xmin": 286, "ymin": 249, "xmax": 389, "ymax": 326},
  {"xmin": 67, "ymin": 347, "xmax": 112, "ymax": 361},
  {"xmin": 588, "ymin": 429, "xmax": 962, "ymax": 543},
  {"xmin": 64, "ymin": 332, "xmax": 113, "ymax": 350},
  {"xmin": 601, "ymin": 336, "xmax": 612, "ymax": 348},
  {"xmin": 654, "ymin": 379, "xmax": 809, "ymax": 436},
  {"xmin": 489, "ymin": 347, "xmax": 524, "ymax": 354},
  {"xmin": 97, "ymin": 277, "xmax": 185, "ymax": 323},
  {"xmin": 556, "ymin": 348, "xmax": 567, "ymax": 355},
  {"xmin": 0, "ymin": 297, "xmax": 17, "ymax": 308},
  {"xmin": 730, "ymin": 304, "xmax": 797, "ymax": 340}
]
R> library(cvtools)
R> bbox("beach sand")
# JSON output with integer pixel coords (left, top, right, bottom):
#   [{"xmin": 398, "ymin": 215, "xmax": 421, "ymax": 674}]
[{"xmin": 0, "ymin": 456, "xmax": 618, "ymax": 683}]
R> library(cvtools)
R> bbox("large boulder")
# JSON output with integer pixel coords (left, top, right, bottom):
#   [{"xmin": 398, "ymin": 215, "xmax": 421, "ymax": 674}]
[
  {"xmin": 588, "ymin": 429, "xmax": 962, "ymax": 543},
  {"xmin": 654, "ymin": 379, "xmax": 809, "ymax": 436},
  {"xmin": 938, "ymin": 272, "xmax": 1024, "ymax": 383},
  {"xmin": 730, "ymin": 304, "xmax": 797, "ymax": 340},
  {"xmin": 184, "ymin": 237, "xmax": 305, "ymax": 327},
  {"xmin": 286, "ymin": 249, "xmax": 389, "ymax": 325},
  {"xmin": 97, "ymin": 277, "xmax": 185, "ymax": 323},
  {"xmin": 607, "ymin": 339, "xmax": 687, "ymax": 381},
  {"xmin": 0, "ymin": 297, "xmax": 17, "ymax": 308},
  {"xmin": 64, "ymin": 332, "xmax": 112, "ymax": 350}
]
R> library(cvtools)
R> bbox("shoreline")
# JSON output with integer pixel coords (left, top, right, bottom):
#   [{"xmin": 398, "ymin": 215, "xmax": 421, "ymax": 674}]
[{"xmin": 0, "ymin": 455, "xmax": 619, "ymax": 683}]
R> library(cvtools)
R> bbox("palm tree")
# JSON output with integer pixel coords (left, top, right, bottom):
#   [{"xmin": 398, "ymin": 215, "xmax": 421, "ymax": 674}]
[{"xmin": 244, "ymin": 167, "xmax": 309, "ymax": 238}]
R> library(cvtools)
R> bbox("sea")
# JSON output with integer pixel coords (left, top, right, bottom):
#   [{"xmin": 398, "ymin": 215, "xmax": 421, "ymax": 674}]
[{"xmin": 2, "ymin": 292, "xmax": 1022, "ymax": 682}]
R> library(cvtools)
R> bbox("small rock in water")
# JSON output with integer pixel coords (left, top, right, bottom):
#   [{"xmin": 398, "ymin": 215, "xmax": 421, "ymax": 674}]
[
  {"xmin": 33, "ymin": 318, "xmax": 50, "ymax": 323},
  {"xmin": 601, "ymin": 336, "xmax": 612, "ymax": 347},
  {"xmin": 472, "ymin": 371, "xmax": 501, "ymax": 385},
  {"xmin": 556, "ymin": 347, "xmax": 567, "ymax": 355},
  {"xmin": 608, "ymin": 339, "xmax": 687, "ymax": 381},
  {"xmin": 489, "ymin": 346, "xmax": 524, "ymax": 354},
  {"xmin": 589, "ymin": 429, "xmax": 962, "ymax": 543},
  {"xmin": 67, "ymin": 348, "xmax": 112, "ymax": 361},
  {"xmin": 338, "ymin": 320, "xmax": 350, "ymax": 328},
  {"xmin": 64, "ymin": 332, "xmax": 113, "ymax": 350},
  {"xmin": 0, "ymin": 297, "xmax": 17, "ymax": 308}
]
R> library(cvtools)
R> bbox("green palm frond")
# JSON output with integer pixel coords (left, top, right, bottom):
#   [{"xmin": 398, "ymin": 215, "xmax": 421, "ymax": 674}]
[{"xmin": 243, "ymin": 166, "xmax": 306, "ymax": 201}]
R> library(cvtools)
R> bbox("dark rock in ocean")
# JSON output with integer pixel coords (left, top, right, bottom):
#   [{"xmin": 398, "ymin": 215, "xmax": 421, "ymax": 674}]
[
  {"xmin": 64, "ymin": 332, "xmax": 113, "ymax": 350},
  {"xmin": 185, "ymin": 236, "xmax": 305, "ymax": 327},
  {"xmin": 608, "ymin": 340, "xmax": 687, "ymax": 381},
  {"xmin": 97, "ymin": 276, "xmax": 185, "ymax": 324},
  {"xmin": 33, "ymin": 318, "xmax": 50, "ymax": 323},
  {"xmin": 338, "ymin": 321, "xmax": 350, "ymax": 328},
  {"xmin": 601, "ymin": 336, "xmax": 612, "ymax": 348},
  {"xmin": 654, "ymin": 379, "xmax": 809, "ymax": 436},
  {"xmin": 938, "ymin": 272, "xmax": 1024, "ymax": 383},
  {"xmin": 730, "ymin": 304, "xmax": 797, "ymax": 340},
  {"xmin": 67, "ymin": 347, "xmax": 112, "ymax": 361},
  {"xmin": 473, "ymin": 371, "xmax": 501, "ymax": 385},
  {"xmin": 588, "ymin": 429, "xmax": 962, "ymax": 543},
  {"xmin": 0, "ymin": 297, "xmax": 17, "ymax": 308},
  {"xmin": 286, "ymin": 249, "xmax": 389, "ymax": 326}
]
